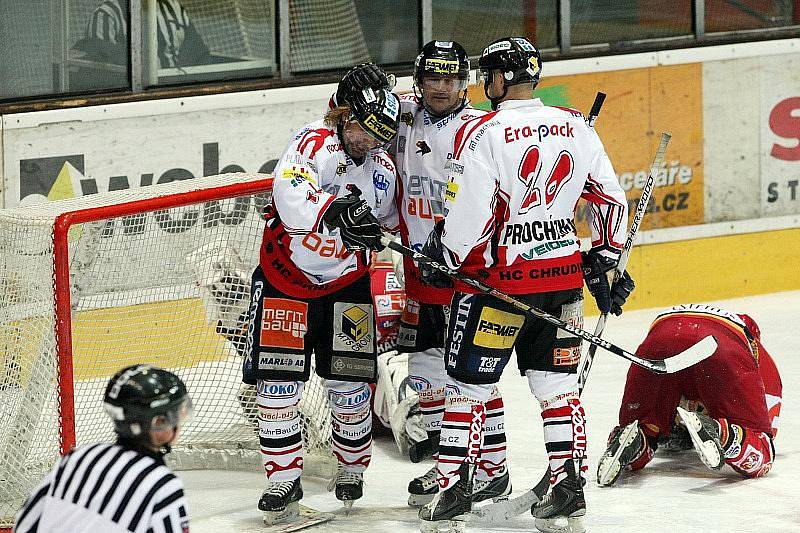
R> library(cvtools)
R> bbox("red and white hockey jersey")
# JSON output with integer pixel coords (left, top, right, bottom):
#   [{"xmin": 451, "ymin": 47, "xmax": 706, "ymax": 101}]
[
  {"xmin": 261, "ymin": 119, "xmax": 399, "ymax": 298},
  {"xmin": 391, "ymin": 94, "xmax": 487, "ymax": 304},
  {"xmin": 440, "ymin": 98, "xmax": 628, "ymax": 294}
]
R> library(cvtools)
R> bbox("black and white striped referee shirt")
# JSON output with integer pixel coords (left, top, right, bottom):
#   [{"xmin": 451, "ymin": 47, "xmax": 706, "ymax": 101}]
[{"xmin": 14, "ymin": 443, "xmax": 188, "ymax": 533}]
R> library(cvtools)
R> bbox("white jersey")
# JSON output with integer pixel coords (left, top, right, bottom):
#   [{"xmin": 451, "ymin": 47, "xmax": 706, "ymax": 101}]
[
  {"xmin": 441, "ymin": 98, "xmax": 628, "ymax": 294},
  {"xmin": 391, "ymin": 94, "xmax": 486, "ymax": 304},
  {"xmin": 266, "ymin": 119, "xmax": 398, "ymax": 293},
  {"xmin": 14, "ymin": 443, "xmax": 188, "ymax": 533}
]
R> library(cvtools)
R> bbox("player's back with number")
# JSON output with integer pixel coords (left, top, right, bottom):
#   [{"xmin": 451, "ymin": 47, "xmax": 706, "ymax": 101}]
[{"xmin": 444, "ymin": 100, "xmax": 626, "ymax": 292}]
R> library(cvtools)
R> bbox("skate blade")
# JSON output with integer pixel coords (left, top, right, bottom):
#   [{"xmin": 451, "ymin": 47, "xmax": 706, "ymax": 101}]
[
  {"xmin": 264, "ymin": 504, "xmax": 334, "ymax": 532},
  {"xmin": 408, "ymin": 493, "xmax": 436, "ymax": 507},
  {"xmin": 342, "ymin": 499, "xmax": 354, "ymax": 515},
  {"xmin": 597, "ymin": 420, "xmax": 640, "ymax": 487},
  {"xmin": 263, "ymin": 501, "xmax": 299, "ymax": 526},
  {"xmin": 534, "ymin": 511, "xmax": 586, "ymax": 533},
  {"xmin": 676, "ymin": 407, "xmax": 723, "ymax": 470},
  {"xmin": 419, "ymin": 514, "xmax": 471, "ymax": 533}
]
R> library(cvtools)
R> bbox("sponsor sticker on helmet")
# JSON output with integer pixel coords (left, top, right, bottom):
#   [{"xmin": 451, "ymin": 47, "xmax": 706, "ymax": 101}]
[
  {"xmin": 486, "ymin": 41, "xmax": 512, "ymax": 55},
  {"xmin": 383, "ymin": 92, "xmax": 399, "ymax": 119},
  {"xmin": 434, "ymin": 41, "xmax": 454, "ymax": 48},
  {"xmin": 513, "ymin": 37, "xmax": 536, "ymax": 52},
  {"xmin": 363, "ymin": 114, "xmax": 397, "ymax": 143},
  {"xmin": 425, "ymin": 58, "xmax": 460, "ymax": 74}
]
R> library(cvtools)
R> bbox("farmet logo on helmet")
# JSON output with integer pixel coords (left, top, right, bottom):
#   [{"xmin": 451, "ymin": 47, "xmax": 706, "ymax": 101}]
[{"xmin": 363, "ymin": 114, "xmax": 397, "ymax": 143}]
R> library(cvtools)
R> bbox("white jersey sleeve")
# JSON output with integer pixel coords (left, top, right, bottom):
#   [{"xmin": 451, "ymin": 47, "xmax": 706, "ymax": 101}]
[
  {"xmin": 272, "ymin": 125, "xmax": 337, "ymax": 235},
  {"xmin": 581, "ymin": 133, "xmax": 627, "ymax": 259}
]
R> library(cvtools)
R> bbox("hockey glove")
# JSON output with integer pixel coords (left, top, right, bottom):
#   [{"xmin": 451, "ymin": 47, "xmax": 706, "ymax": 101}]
[
  {"xmin": 610, "ymin": 270, "xmax": 635, "ymax": 316},
  {"xmin": 322, "ymin": 186, "xmax": 384, "ymax": 252},
  {"xmin": 335, "ymin": 63, "xmax": 396, "ymax": 106},
  {"xmin": 582, "ymin": 249, "xmax": 634, "ymax": 315},
  {"xmin": 419, "ymin": 220, "xmax": 454, "ymax": 289}
]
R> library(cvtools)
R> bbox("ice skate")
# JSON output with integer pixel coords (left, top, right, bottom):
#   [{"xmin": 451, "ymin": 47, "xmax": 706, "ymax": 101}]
[
  {"xmin": 418, "ymin": 463, "xmax": 472, "ymax": 533},
  {"xmin": 532, "ymin": 462, "xmax": 586, "ymax": 533},
  {"xmin": 260, "ymin": 478, "xmax": 303, "ymax": 525},
  {"xmin": 408, "ymin": 465, "xmax": 439, "ymax": 506},
  {"xmin": 472, "ymin": 466, "xmax": 511, "ymax": 503},
  {"xmin": 660, "ymin": 420, "xmax": 693, "ymax": 452},
  {"xmin": 328, "ymin": 466, "xmax": 364, "ymax": 513},
  {"xmin": 677, "ymin": 406, "xmax": 724, "ymax": 469},
  {"xmin": 597, "ymin": 420, "xmax": 645, "ymax": 486}
]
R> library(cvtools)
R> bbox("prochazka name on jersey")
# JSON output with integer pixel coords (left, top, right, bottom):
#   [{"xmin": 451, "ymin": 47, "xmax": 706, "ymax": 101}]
[
  {"xmin": 263, "ymin": 119, "xmax": 399, "ymax": 298},
  {"xmin": 392, "ymin": 93, "xmax": 488, "ymax": 304},
  {"xmin": 440, "ymin": 99, "xmax": 628, "ymax": 295}
]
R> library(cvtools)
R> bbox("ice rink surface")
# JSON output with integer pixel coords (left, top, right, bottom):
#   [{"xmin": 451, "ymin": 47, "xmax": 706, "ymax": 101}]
[{"xmin": 184, "ymin": 291, "xmax": 800, "ymax": 533}]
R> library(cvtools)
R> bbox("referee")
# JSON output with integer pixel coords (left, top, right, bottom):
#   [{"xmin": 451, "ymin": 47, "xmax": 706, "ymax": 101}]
[{"xmin": 14, "ymin": 365, "xmax": 193, "ymax": 533}]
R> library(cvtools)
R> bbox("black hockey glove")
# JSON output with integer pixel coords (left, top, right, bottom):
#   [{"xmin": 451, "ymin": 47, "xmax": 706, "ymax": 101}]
[
  {"xmin": 335, "ymin": 63, "xmax": 395, "ymax": 106},
  {"xmin": 419, "ymin": 220, "xmax": 454, "ymax": 289},
  {"xmin": 322, "ymin": 186, "xmax": 384, "ymax": 252},
  {"xmin": 581, "ymin": 249, "xmax": 634, "ymax": 315}
]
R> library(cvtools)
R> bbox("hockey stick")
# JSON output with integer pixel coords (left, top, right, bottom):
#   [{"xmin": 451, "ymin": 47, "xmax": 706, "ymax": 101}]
[
  {"xmin": 380, "ymin": 237, "xmax": 716, "ymax": 375},
  {"xmin": 473, "ymin": 132, "xmax": 679, "ymax": 521},
  {"xmin": 578, "ymin": 131, "xmax": 671, "ymax": 394}
]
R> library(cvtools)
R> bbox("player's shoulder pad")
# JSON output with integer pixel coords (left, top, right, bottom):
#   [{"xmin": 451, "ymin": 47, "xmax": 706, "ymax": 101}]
[{"xmin": 451, "ymin": 110, "xmax": 500, "ymax": 160}]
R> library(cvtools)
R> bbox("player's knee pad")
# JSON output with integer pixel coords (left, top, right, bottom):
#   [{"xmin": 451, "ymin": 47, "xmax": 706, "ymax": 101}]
[
  {"xmin": 256, "ymin": 380, "xmax": 302, "ymax": 421},
  {"xmin": 409, "ymin": 347, "xmax": 447, "ymax": 398},
  {"xmin": 525, "ymin": 369, "xmax": 578, "ymax": 409},
  {"xmin": 444, "ymin": 378, "xmax": 494, "ymax": 406},
  {"xmin": 324, "ymin": 380, "xmax": 372, "ymax": 423}
]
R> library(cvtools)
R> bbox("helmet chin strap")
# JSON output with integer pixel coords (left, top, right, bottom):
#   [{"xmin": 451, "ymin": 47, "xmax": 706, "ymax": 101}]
[{"xmin": 484, "ymin": 78, "xmax": 508, "ymax": 111}]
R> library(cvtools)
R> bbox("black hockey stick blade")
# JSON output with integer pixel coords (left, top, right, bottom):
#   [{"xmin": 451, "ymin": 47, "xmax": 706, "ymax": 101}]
[{"xmin": 586, "ymin": 92, "xmax": 606, "ymax": 127}]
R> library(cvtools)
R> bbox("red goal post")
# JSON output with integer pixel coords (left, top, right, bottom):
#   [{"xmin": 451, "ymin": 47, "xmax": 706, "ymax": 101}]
[{"xmin": 0, "ymin": 173, "xmax": 335, "ymax": 530}]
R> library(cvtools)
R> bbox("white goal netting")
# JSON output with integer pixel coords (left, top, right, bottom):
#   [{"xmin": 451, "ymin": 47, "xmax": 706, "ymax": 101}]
[{"xmin": 0, "ymin": 173, "xmax": 334, "ymax": 528}]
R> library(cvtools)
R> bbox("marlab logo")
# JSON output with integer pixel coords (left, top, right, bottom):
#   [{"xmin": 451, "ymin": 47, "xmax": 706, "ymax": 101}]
[{"xmin": 416, "ymin": 140, "xmax": 431, "ymax": 155}]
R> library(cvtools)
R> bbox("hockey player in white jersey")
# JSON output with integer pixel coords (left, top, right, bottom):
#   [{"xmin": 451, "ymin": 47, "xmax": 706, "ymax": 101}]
[
  {"xmin": 391, "ymin": 41, "xmax": 512, "ymax": 508},
  {"xmin": 14, "ymin": 365, "xmax": 192, "ymax": 533},
  {"xmin": 418, "ymin": 37, "xmax": 632, "ymax": 533},
  {"xmin": 242, "ymin": 72, "xmax": 401, "ymax": 523}
]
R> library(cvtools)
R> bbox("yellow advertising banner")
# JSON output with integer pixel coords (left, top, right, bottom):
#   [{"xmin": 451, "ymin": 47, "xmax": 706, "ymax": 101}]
[{"xmin": 467, "ymin": 63, "xmax": 704, "ymax": 231}]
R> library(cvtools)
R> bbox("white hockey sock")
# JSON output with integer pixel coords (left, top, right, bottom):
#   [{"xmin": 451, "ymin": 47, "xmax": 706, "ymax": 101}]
[
  {"xmin": 326, "ymin": 380, "xmax": 373, "ymax": 472},
  {"xmin": 527, "ymin": 370, "xmax": 587, "ymax": 486},
  {"xmin": 476, "ymin": 387, "xmax": 508, "ymax": 482},
  {"xmin": 257, "ymin": 380, "xmax": 304, "ymax": 482},
  {"xmin": 436, "ymin": 380, "xmax": 493, "ymax": 491}
]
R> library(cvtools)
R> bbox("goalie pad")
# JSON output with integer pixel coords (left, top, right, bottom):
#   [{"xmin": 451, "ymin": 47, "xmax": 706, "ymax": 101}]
[
  {"xmin": 373, "ymin": 350, "xmax": 426, "ymax": 455},
  {"xmin": 185, "ymin": 240, "xmax": 251, "ymax": 337}
]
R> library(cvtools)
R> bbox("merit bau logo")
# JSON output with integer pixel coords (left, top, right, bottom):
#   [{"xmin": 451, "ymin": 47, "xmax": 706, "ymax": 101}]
[{"xmin": 260, "ymin": 298, "xmax": 308, "ymax": 350}]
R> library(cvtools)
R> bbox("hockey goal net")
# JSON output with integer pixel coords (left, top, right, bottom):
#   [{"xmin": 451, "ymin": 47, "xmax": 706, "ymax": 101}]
[{"xmin": 0, "ymin": 173, "xmax": 335, "ymax": 529}]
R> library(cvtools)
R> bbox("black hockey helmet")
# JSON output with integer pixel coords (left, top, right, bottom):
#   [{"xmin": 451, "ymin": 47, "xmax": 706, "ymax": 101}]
[
  {"xmin": 413, "ymin": 40, "xmax": 470, "ymax": 116},
  {"xmin": 413, "ymin": 40, "xmax": 470, "ymax": 89},
  {"xmin": 478, "ymin": 37, "xmax": 542, "ymax": 108},
  {"xmin": 346, "ymin": 87, "xmax": 401, "ymax": 145},
  {"xmin": 103, "ymin": 364, "xmax": 193, "ymax": 440}
]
